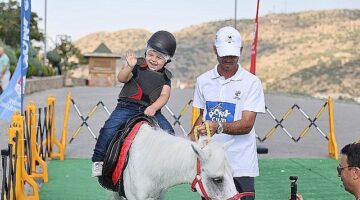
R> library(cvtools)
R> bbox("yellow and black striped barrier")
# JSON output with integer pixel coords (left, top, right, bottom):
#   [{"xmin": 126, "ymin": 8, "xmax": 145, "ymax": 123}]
[
  {"xmin": 258, "ymin": 102, "xmax": 328, "ymax": 143},
  {"xmin": 165, "ymin": 99, "xmax": 193, "ymax": 136},
  {"xmin": 69, "ymin": 98, "xmax": 111, "ymax": 143},
  {"xmin": 1, "ymin": 94, "xmax": 70, "ymax": 200},
  {"xmin": 25, "ymin": 102, "xmax": 48, "ymax": 182},
  {"xmin": 9, "ymin": 113, "xmax": 39, "ymax": 200},
  {"xmin": 191, "ymin": 96, "xmax": 339, "ymax": 160},
  {"xmin": 255, "ymin": 97, "xmax": 338, "ymax": 159}
]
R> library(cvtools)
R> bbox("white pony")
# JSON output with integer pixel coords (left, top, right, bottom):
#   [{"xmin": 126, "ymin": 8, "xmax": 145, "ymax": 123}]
[{"xmin": 120, "ymin": 123, "xmax": 240, "ymax": 200}]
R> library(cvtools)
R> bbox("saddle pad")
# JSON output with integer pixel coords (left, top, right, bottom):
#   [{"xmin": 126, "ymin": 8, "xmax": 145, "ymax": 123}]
[
  {"xmin": 112, "ymin": 121, "xmax": 147, "ymax": 184},
  {"xmin": 98, "ymin": 115, "xmax": 158, "ymax": 192}
]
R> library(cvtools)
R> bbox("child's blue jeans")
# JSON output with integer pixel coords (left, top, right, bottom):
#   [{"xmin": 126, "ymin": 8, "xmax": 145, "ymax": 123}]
[{"xmin": 91, "ymin": 99, "xmax": 174, "ymax": 162}]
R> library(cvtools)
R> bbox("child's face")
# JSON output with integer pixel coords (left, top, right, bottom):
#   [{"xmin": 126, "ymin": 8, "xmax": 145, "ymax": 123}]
[{"xmin": 145, "ymin": 50, "xmax": 167, "ymax": 71}]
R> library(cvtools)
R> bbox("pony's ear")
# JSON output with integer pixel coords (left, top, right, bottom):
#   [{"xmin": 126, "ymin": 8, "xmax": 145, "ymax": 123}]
[
  {"xmin": 222, "ymin": 139, "xmax": 234, "ymax": 150},
  {"xmin": 191, "ymin": 144, "xmax": 207, "ymax": 161}
]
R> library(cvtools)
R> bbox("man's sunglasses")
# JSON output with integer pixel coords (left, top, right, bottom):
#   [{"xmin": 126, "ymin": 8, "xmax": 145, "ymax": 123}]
[{"xmin": 337, "ymin": 164, "xmax": 354, "ymax": 176}]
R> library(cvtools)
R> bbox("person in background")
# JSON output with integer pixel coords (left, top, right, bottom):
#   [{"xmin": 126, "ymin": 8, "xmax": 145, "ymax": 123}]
[
  {"xmin": 189, "ymin": 26, "xmax": 265, "ymax": 200},
  {"xmin": 338, "ymin": 143, "xmax": 360, "ymax": 200},
  {"xmin": 91, "ymin": 31, "xmax": 177, "ymax": 177},
  {"xmin": 294, "ymin": 143, "xmax": 360, "ymax": 200},
  {"xmin": 0, "ymin": 47, "xmax": 10, "ymax": 94}
]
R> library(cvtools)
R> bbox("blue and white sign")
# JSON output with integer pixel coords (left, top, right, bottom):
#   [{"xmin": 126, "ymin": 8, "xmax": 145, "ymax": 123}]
[
  {"xmin": 0, "ymin": 0, "xmax": 31, "ymax": 122},
  {"xmin": 205, "ymin": 101, "xmax": 235, "ymax": 123}
]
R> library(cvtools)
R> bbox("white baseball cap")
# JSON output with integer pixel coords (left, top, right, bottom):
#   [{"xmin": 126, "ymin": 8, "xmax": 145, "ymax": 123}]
[{"xmin": 214, "ymin": 26, "xmax": 242, "ymax": 57}]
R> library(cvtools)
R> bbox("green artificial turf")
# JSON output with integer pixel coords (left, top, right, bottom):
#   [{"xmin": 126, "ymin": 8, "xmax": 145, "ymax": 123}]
[{"xmin": 39, "ymin": 158, "xmax": 353, "ymax": 200}]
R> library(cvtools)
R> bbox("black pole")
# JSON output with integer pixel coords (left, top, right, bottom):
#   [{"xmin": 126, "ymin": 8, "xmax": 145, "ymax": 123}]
[
  {"xmin": 234, "ymin": 0, "xmax": 237, "ymax": 29},
  {"xmin": 43, "ymin": 0, "xmax": 47, "ymax": 65},
  {"xmin": 1, "ymin": 149, "xmax": 9, "ymax": 200}
]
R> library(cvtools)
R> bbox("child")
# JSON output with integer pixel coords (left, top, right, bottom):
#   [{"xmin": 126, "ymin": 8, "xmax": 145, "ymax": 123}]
[{"xmin": 91, "ymin": 31, "xmax": 177, "ymax": 177}]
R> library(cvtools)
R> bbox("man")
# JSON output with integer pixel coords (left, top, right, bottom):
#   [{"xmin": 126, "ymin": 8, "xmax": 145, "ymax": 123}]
[
  {"xmin": 190, "ymin": 26, "xmax": 265, "ymax": 200},
  {"xmin": 338, "ymin": 143, "xmax": 360, "ymax": 200},
  {"xmin": 0, "ymin": 47, "xmax": 10, "ymax": 94},
  {"xmin": 295, "ymin": 143, "xmax": 360, "ymax": 200}
]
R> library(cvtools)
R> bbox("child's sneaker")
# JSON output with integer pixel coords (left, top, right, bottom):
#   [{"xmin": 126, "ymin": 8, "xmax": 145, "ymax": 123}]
[{"xmin": 91, "ymin": 162, "xmax": 103, "ymax": 177}]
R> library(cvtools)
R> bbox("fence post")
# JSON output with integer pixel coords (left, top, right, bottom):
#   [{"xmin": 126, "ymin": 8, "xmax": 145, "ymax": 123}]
[
  {"xmin": 11, "ymin": 114, "xmax": 39, "ymax": 200},
  {"xmin": 26, "ymin": 103, "xmax": 48, "ymax": 182},
  {"xmin": 59, "ymin": 93, "xmax": 71, "ymax": 160},
  {"xmin": 327, "ymin": 96, "xmax": 338, "ymax": 160},
  {"xmin": 192, "ymin": 107, "xmax": 200, "ymax": 126}
]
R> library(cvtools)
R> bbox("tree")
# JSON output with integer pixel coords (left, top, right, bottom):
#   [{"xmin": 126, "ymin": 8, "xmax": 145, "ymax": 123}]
[
  {"xmin": 0, "ymin": 0, "xmax": 44, "ymax": 47},
  {"xmin": 57, "ymin": 41, "xmax": 82, "ymax": 75},
  {"xmin": 47, "ymin": 49, "xmax": 62, "ymax": 75},
  {"xmin": 47, "ymin": 37, "xmax": 83, "ymax": 76}
]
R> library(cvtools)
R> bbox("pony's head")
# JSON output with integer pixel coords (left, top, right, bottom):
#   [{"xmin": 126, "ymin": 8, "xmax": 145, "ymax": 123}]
[{"xmin": 191, "ymin": 140, "xmax": 238, "ymax": 200}]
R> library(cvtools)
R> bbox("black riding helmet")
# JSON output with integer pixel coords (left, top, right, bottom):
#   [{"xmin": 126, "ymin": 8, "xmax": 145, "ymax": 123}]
[{"xmin": 147, "ymin": 31, "xmax": 177, "ymax": 61}]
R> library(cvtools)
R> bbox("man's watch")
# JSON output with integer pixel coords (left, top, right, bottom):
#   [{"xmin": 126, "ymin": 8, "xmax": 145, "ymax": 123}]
[{"xmin": 216, "ymin": 121, "xmax": 223, "ymax": 134}]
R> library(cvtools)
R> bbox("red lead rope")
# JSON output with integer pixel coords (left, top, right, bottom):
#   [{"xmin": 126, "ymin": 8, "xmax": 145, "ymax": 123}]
[{"xmin": 191, "ymin": 159, "xmax": 255, "ymax": 200}]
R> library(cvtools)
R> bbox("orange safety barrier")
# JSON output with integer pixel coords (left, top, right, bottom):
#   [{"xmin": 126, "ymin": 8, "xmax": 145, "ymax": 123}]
[
  {"xmin": 10, "ymin": 114, "xmax": 39, "ymax": 200},
  {"xmin": 25, "ymin": 102, "xmax": 48, "ymax": 182}
]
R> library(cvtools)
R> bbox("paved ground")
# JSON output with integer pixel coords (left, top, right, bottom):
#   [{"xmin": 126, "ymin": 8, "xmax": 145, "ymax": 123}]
[
  {"xmin": 1, "ymin": 86, "xmax": 360, "ymax": 191},
  {"xmin": 1, "ymin": 86, "xmax": 360, "ymax": 159}
]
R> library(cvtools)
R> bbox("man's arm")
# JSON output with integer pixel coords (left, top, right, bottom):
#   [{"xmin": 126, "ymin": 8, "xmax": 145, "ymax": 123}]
[{"xmin": 221, "ymin": 111, "xmax": 257, "ymax": 135}]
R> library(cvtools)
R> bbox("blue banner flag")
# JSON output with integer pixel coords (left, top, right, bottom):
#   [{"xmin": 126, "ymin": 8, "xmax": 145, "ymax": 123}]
[{"xmin": 0, "ymin": 0, "xmax": 31, "ymax": 122}]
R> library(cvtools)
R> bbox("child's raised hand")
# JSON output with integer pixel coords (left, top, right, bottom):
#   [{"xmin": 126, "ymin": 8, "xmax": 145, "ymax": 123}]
[{"xmin": 125, "ymin": 50, "xmax": 137, "ymax": 68}]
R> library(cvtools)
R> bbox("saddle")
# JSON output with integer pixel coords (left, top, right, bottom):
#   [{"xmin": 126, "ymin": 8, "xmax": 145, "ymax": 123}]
[{"xmin": 98, "ymin": 114, "xmax": 158, "ymax": 195}]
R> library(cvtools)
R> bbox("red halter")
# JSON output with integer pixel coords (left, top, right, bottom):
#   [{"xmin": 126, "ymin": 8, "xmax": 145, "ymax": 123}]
[{"xmin": 191, "ymin": 159, "xmax": 255, "ymax": 200}]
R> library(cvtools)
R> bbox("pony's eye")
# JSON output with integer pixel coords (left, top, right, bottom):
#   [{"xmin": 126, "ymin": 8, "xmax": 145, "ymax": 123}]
[{"xmin": 211, "ymin": 177, "xmax": 223, "ymax": 184}]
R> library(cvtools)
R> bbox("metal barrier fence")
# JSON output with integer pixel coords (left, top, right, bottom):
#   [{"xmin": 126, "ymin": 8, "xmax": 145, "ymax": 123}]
[
  {"xmin": 68, "ymin": 98, "xmax": 190, "ymax": 142},
  {"xmin": 257, "ymin": 102, "xmax": 328, "ymax": 143},
  {"xmin": 1, "ymin": 144, "xmax": 15, "ymax": 200},
  {"xmin": 191, "ymin": 96, "xmax": 339, "ymax": 160},
  {"xmin": 164, "ymin": 99, "xmax": 193, "ymax": 137},
  {"xmin": 0, "ymin": 92, "xmax": 342, "ymax": 199},
  {"xmin": 1, "ymin": 94, "xmax": 70, "ymax": 200},
  {"xmin": 69, "ymin": 99, "xmax": 111, "ymax": 143},
  {"xmin": 1, "ymin": 113, "xmax": 40, "ymax": 199}
]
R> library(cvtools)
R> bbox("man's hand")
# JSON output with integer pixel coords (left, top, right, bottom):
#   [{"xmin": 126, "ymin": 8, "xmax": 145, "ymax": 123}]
[
  {"xmin": 289, "ymin": 194, "xmax": 304, "ymax": 200},
  {"xmin": 196, "ymin": 121, "xmax": 218, "ymax": 137}
]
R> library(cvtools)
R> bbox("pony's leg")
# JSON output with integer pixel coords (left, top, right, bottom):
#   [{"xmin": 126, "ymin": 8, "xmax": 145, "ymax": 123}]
[{"xmin": 123, "ymin": 178, "xmax": 148, "ymax": 200}]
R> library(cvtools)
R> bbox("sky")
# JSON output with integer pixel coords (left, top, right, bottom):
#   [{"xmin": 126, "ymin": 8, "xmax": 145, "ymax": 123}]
[{"xmin": 30, "ymin": 0, "xmax": 360, "ymax": 47}]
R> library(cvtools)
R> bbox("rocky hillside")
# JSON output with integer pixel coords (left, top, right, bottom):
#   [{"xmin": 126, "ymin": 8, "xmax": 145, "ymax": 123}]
[{"xmin": 75, "ymin": 9, "xmax": 360, "ymax": 99}]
